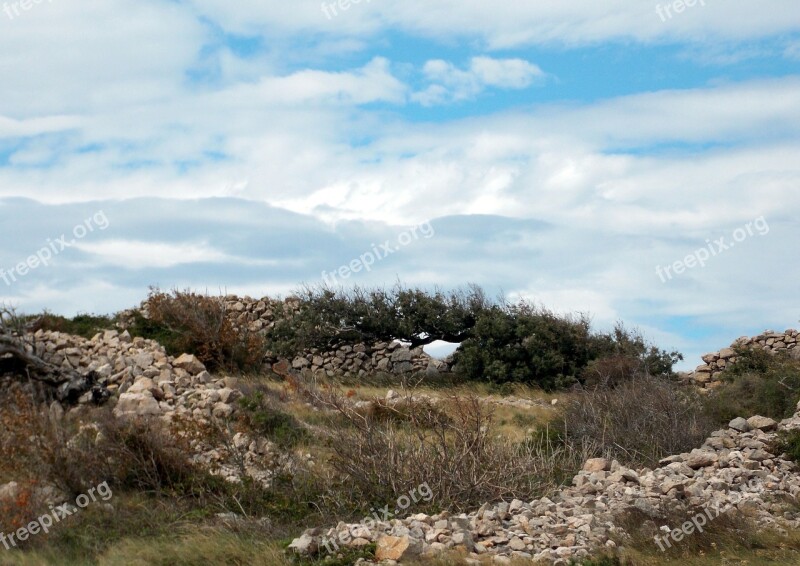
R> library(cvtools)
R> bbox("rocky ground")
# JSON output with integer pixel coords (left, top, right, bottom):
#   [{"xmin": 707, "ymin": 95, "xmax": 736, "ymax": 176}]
[
  {"xmin": 289, "ymin": 412, "xmax": 800, "ymax": 564},
  {"xmin": 3, "ymin": 324, "xmax": 800, "ymax": 565}
]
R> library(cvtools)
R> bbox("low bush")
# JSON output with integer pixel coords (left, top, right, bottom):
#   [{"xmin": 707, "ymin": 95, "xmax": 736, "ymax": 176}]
[
  {"xmin": 308, "ymin": 387, "xmax": 592, "ymax": 512},
  {"xmin": 455, "ymin": 313, "xmax": 682, "ymax": 390},
  {"xmin": 24, "ymin": 312, "xmax": 117, "ymax": 339},
  {"xmin": 133, "ymin": 288, "xmax": 268, "ymax": 373},
  {"xmin": 453, "ymin": 303, "xmax": 597, "ymax": 390},
  {"xmin": 615, "ymin": 502, "xmax": 752, "ymax": 560},
  {"xmin": 703, "ymin": 347, "xmax": 800, "ymax": 424},
  {"xmin": 556, "ymin": 375, "xmax": 716, "ymax": 468},
  {"xmin": 238, "ymin": 391, "xmax": 309, "ymax": 449},
  {"xmin": 772, "ymin": 429, "xmax": 800, "ymax": 464}
]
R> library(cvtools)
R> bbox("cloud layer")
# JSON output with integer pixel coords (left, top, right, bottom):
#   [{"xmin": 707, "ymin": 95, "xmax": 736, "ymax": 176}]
[{"xmin": 1, "ymin": 1, "xmax": 799, "ymax": 369}]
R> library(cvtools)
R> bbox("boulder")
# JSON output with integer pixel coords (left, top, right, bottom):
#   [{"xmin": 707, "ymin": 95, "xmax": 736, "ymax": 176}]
[
  {"xmin": 729, "ymin": 417, "xmax": 751, "ymax": 432},
  {"xmin": 114, "ymin": 391, "xmax": 161, "ymax": 418},
  {"xmin": 747, "ymin": 416, "xmax": 778, "ymax": 432},
  {"xmin": 583, "ymin": 458, "xmax": 611, "ymax": 472},
  {"xmin": 173, "ymin": 354, "xmax": 206, "ymax": 375},
  {"xmin": 376, "ymin": 535, "xmax": 423, "ymax": 561},
  {"xmin": 685, "ymin": 450, "xmax": 718, "ymax": 469}
]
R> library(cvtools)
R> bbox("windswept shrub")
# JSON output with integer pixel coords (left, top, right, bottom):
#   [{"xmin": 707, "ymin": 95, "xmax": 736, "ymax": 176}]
[
  {"xmin": 453, "ymin": 303, "xmax": 598, "ymax": 390},
  {"xmin": 267, "ymin": 283, "xmax": 490, "ymax": 357},
  {"xmin": 135, "ymin": 288, "xmax": 268, "ymax": 373},
  {"xmin": 558, "ymin": 375, "xmax": 716, "ymax": 468}
]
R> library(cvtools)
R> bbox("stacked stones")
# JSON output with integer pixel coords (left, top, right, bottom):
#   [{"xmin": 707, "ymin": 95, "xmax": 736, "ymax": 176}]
[
  {"xmin": 220, "ymin": 294, "xmax": 450, "ymax": 378},
  {"xmin": 691, "ymin": 329, "xmax": 800, "ymax": 387},
  {"xmin": 290, "ymin": 410, "xmax": 800, "ymax": 564},
  {"xmin": 284, "ymin": 341, "xmax": 449, "ymax": 380},
  {"xmin": 25, "ymin": 329, "xmax": 281, "ymax": 486},
  {"xmin": 29, "ymin": 328, "xmax": 240, "ymax": 420},
  {"xmin": 129, "ymin": 294, "xmax": 450, "ymax": 379}
]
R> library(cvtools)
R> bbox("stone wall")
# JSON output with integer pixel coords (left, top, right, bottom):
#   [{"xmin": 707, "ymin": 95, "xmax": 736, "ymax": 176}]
[
  {"xmin": 132, "ymin": 294, "xmax": 451, "ymax": 379},
  {"xmin": 691, "ymin": 329, "xmax": 800, "ymax": 387},
  {"xmin": 279, "ymin": 340, "xmax": 450, "ymax": 380}
]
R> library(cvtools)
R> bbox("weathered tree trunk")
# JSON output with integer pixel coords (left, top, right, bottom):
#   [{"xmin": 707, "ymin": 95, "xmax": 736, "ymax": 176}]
[{"xmin": 0, "ymin": 331, "xmax": 106, "ymax": 405}]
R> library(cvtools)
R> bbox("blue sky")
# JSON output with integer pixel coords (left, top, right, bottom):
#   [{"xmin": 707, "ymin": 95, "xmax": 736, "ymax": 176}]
[{"xmin": 2, "ymin": 0, "xmax": 800, "ymax": 368}]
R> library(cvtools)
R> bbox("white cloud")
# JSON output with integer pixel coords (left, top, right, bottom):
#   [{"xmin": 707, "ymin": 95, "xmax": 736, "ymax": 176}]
[
  {"xmin": 413, "ymin": 56, "xmax": 544, "ymax": 105},
  {"xmin": 185, "ymin": 0, "xmax": 800, "ymax": 48},
  {"xmin": 218, "ymin": 57, "xmax": 406, "ymax": 106},
  {"xmin": 75, "ymin": 240, "xmax": 233, "ymax": 269}
]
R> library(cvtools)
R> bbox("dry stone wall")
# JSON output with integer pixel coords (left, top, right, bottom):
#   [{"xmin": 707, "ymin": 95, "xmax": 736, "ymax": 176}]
[
  {"xmin": 133, "ymin": 295, "xmax": 452, "ymax": 379},
  {"xmin": 690, "ymin": 329, "xmax": 800, "ymax": 388}
]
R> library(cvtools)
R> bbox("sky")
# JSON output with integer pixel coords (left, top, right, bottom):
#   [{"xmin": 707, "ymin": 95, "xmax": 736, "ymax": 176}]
[{"xmin": 1, "ymin": 0, "xmax": 800, "ymax": 369}]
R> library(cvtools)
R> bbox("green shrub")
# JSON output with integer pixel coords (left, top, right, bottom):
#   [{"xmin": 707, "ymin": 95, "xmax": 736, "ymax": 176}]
[
  {"xmin": 772, "ymin": 430, "xmax": 800, "ymax": 464},
  {"xmin": 453, "ymin": 303, "xmax": 597, "ymax": 390},
  {"xmin": 238, "ymin": 392, "xmax": 309, "ymax": 449},
  {"xmin": 703, "ymin": 348, "xmax": 800, "ymax": 424},
  {"xmin": 25, "ymin": 311, "xmax": 117, "ymax": 339},
  {"xmin": 455, "ymin": 315, "xmax": 681, "ymax": 390}
]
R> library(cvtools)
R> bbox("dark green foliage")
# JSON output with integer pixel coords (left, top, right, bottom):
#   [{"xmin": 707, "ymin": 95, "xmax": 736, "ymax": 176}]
[
  {"xmin": 455, "ymin": 313, "xmax": 682, "ymax": 390},
  {"xmin": 268, "ymin": 283, "xmax": 490, "ymax": 357},
  {"xmin": 453, "ymin": 303, "xmax": 597, "ymax": 390}
]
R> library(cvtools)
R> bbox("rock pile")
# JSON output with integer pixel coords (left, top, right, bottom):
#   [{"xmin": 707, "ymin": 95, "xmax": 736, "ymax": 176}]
[
  {"xmin": 24, "ymin": 329, "xmax": 281, "ymax": 485},
  {"xmin": 691, "ymin": 329, "xmax": 800, "ymax": 387},
  {"xmin": 290, "ymin": 409, "xmax": 800, "ymax": 564}
]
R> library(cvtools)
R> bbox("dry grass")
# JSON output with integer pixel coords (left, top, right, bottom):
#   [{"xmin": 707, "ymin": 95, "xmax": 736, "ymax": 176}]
[{"xmin": 615, "ymin": 527, "xmax": 800, "ymax": 565}]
